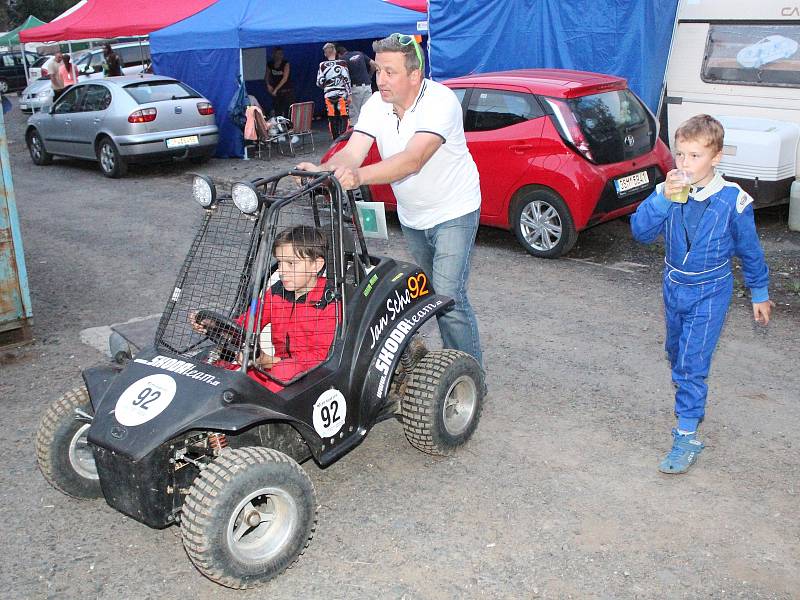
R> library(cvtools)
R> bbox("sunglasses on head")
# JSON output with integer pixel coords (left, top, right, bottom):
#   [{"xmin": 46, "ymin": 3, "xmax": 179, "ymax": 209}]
[{"xmin": 392, "ymin": 33, "xmax": 424, "ymax": 72}]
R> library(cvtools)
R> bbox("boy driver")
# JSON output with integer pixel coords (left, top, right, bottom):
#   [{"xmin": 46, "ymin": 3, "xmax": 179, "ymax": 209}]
[
  {"xmin": 192, "ymin": 226, "xmax": 338, "ymax": 392},
  {"xmin": 631, "ymin": 114, "xmax": 773, "ymax": 474}
]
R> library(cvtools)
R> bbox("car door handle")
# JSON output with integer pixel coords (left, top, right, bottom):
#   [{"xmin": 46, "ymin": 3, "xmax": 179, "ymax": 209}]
[
  {"xmin": 93, "ymin": 118, "xmax": 101, "ymax": 124},
  {"xmin": 64, "ymin": 119, "xmax": 72, "ymax": 125},
  {"xmin": 509, "ymin": 143, "xmax": 534, "ymax": 154}
]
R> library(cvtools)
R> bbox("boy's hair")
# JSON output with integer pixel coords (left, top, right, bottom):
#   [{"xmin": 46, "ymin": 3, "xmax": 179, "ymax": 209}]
[
  {"xmin": 274, "ymin": 226, "xmax": 327, "ymax": 262},
  {"xmin": 675, "ymin": 114, "xmax": 724, "ymax": 153}
]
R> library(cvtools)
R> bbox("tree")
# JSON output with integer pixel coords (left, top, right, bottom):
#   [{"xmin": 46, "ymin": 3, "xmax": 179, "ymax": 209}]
[{"xmin": 8, "ymin": 0, "xmax": 76, "ymax": 26}]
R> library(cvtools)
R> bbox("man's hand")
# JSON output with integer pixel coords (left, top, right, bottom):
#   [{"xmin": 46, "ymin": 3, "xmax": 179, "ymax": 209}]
[
  {"xmin": 296, "ymin": 162, "xmax": 321, "ymax": 173},
  {"xmin": 753, "ymin": 299, "xmax": 775, "ymax": 325},
  {"xmin": 333, "ymin": 166, "xmax": 361, "ymax": 191}
]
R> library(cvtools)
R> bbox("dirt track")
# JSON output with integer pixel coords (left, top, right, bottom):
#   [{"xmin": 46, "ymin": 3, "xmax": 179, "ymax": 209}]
[{"xmin": 1, "ymin": 99, "xmax": 798, "ymax": 599}]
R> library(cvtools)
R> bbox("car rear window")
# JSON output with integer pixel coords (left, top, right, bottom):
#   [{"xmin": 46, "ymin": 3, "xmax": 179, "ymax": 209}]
[
  {"xmin": 124, "ymin": 80, "xmax": 200, "ymax": 104},
  {"xmin": 566, "ymin": 89, "xmax": 655, "ymax": 163}
]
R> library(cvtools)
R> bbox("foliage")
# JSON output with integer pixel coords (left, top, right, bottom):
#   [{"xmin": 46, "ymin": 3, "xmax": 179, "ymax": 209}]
[{"xmin": 8, "ymin": 0, "xmax": 77, "ymax": 27}]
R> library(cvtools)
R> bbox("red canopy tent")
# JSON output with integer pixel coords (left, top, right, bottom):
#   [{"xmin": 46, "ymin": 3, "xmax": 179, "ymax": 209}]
[{"xmin": 19, "ymin": 0, "xmax": 217, "ymax": 42}]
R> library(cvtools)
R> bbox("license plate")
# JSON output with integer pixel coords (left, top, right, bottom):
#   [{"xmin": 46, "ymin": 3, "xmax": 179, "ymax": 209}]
[
  {"xmin": 19, "ymin": 103, "xmax": 28, "ymax": 110},
  {"xmin": 166, "ymin": 135, "xmax": 199, "ymax": 149},
  {"xmin": 614, "ymin": 170, "xmax": 650, "ymax": 195}
]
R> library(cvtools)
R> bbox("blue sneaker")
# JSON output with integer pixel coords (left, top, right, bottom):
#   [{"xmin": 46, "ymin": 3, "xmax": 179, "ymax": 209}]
[{"xmin": 658, "ymin": 428, "xmax": 704, "ymax": 474}]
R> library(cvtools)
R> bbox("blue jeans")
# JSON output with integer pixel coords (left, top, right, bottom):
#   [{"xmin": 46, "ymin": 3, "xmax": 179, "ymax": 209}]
[{"xmin": 401, "ymin": 210, "xmax": 483, "ymax": 366}]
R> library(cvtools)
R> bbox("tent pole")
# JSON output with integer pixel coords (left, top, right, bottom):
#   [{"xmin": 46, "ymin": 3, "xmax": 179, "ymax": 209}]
[
  {"xmin": 20, "ymin": 41, "xmax": 29, "ymax": 86},
  {"xmin": 138, "ymin": 36, "xmax": 145, "ymax": 70},
  {"xmin": 240, "ymin": 48, "xmax": 248, "ymax": 160}
]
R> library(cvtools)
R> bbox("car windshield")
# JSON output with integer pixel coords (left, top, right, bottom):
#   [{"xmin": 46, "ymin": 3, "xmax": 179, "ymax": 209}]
[{"xmin": 124, "ymin": 80, "xmax": 200, "ymax": 104}]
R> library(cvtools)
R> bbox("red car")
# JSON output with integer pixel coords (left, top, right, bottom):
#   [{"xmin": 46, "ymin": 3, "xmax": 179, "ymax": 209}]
[{"xmin": 323, "ymin": 69, "xmax": 674, "ymax": 258}]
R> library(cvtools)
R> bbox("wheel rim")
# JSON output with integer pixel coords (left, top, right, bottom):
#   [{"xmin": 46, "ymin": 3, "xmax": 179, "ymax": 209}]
[
  {"xmin": 29, "ymin": 135, "xmax": 42, "ymax": 160},
  {"xmin": 226, "ymin": 487, "xmax": 298, "ymax": 563},
  {"xmin": 442, "ymin": 375, "xmax": 478, "ymax": 436},
  {"xmin": 68, "ymin": 423, "xmax": 98, "ymax": 481},
  {"xmin": 99, "ymin": 143, "xmax": 115, "ymax": 173},
  {"xmin": 519, "ymin": 199, "xmax": 563, "ymax": 251},
  {"xmin": 0, "ymin": 81, "xmax": 8, "ymax": 93}
]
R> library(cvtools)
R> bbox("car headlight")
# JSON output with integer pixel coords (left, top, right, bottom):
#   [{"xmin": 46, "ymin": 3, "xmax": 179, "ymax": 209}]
[
  {"xmin": 231, "ymin": 182, "xmax": 261, "ymax": 214},
  {"xmin": 192, "ymin": 174, "xmax": 216, "ymax": 208},
  {"xmin": 36, "ymin": 91, "xmax": 51, "ymax": 98}
]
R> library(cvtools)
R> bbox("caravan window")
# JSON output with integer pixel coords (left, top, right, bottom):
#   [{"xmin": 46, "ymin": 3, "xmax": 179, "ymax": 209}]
[{"xmin": 702, "ymin": 25, "xmax": 800, "ymax": 88}]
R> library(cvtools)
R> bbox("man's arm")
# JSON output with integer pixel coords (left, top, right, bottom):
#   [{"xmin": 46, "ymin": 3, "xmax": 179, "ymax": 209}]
[
  {"xmin": 332, "ymin": 132, "xmax": 442, "ymax": 190},
  {"xmin": 297, "ymin": 130, "xmax": 374, "ymax": 173}
]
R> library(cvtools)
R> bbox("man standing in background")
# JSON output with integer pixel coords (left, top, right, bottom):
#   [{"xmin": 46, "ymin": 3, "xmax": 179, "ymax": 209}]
[
  {"xmin": 43, "ymin": 52, "xmax": 64, "ymax": 100},
  {"xmin": 316, "ymin": 42, "xmax": 351, "ymax": 140},
  {"xmin": 337, "ymin": 45, "xmax": 376, "ymax": 126}
]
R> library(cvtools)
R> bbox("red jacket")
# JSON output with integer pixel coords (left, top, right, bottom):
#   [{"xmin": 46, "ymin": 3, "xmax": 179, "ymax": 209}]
[{"xmin": 235, "ymin": 276, "xmax": 338, "ymax": 392}]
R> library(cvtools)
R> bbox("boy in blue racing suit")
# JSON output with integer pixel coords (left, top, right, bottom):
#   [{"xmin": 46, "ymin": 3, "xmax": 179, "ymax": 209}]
[{"xmin": 630, "ymin": 114, "xmax": 774, "ymax": 474}]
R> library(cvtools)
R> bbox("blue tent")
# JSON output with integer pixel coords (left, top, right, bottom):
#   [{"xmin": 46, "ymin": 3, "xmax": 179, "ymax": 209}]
[
  {"xmin": 151, "ymin": 0, "xmax": 425, "ymax": 157},
  {"xmin": 427, "ymin": 0, "xmax": 678, "ymax": 114}
]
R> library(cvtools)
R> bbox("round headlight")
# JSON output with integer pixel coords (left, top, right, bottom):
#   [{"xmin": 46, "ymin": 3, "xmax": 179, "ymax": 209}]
[
  {"xmin": 232, "ymin": 182, "xmax": 261, "ymax": 214},
  {"xmin": 192, "ymin": 174, "xmax": 216, "ymax": 208}
]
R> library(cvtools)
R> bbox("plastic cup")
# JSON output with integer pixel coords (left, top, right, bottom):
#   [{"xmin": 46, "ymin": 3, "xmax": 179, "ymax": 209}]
[{"xmin": 669, "ymin": 170, "xmax": 691, "ymax": 204}]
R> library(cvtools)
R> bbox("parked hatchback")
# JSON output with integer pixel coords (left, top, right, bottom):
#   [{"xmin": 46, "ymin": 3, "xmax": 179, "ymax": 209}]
[
  {"xmin": 19, "ymin": 42, "xmax": 150, "ymax": 113},
  {"xmin": 25, "ymin": 74, "xmax": 218, "ymax": 177},
  {"xmin": 324, "ymin": 69, "xmax": 674, "ymax": 258}
]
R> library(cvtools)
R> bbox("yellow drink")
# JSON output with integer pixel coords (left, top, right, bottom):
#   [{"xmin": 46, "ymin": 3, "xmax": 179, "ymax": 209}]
[{"xmin": 670, "ymin": 184, "xmax": 690, "ymax": 204}]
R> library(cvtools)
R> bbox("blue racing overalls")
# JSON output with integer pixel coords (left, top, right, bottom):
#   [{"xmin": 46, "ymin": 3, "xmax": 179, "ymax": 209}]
[{"xmin": 630, "ymin": 173, "xmax": 769, "ymax": 426}]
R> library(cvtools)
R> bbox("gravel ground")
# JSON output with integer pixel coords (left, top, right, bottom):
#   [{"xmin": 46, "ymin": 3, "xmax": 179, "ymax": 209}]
[{"xmin": 1, "ymin": 96, "xmax": 798, "ymax": 600}]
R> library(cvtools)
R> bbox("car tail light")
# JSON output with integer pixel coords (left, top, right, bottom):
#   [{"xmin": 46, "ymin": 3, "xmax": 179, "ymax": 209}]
[
  {"xmin": 197, "ymin": 102, "xmax": 214, "ymax": 116},
  {"xmin": 128, "ymin": 108, "xmax": 157, "ymax": 123},
  {"xmin": 544, "ymin": 98, "xmax": 595, "ymax": 162}
]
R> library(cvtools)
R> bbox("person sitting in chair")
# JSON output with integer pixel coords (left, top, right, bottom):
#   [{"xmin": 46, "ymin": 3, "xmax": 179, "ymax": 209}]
[{"xmin": 191, "ymin": 225, "xmax": 338, "ymax": 392}]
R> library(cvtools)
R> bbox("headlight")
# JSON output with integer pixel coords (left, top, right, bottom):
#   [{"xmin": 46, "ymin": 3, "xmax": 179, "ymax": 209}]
[
  {"xmin": 192, "ymin": 174, "xmax": 216, "ymax": 208},
  {"xmin": 231, "ymin": 182, "xmax": 261, "ymax": 214},
  {"xmin": 36, "ymin": 91, "xmax": 51, "ymax": 98}
]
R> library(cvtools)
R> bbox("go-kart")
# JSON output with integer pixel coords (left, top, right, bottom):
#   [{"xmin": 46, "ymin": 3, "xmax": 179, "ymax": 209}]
[{"xmin": 35, "ymin": 170, "xmax": 485, "ymax": 589}]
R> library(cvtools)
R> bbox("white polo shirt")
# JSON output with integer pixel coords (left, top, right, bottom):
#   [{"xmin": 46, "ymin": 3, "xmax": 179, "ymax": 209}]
[{"xmin": 354, "ymin": 79, "xmax": 481, "ymax": 230}]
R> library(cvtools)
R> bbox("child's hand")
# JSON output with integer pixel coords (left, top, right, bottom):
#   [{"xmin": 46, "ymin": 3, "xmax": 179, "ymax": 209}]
[
  {"xmin": 188, "ymin": 310, "xmax": 207, "ymax": 334},
  {"xmin": 753, "ymin": 300, "xmax": 775, "ymax": 325},
  {"xmin": 255, "ymin": 354, "xmax": 282, "ymax": 370},
  {"xmin": 663, "ymin": 169, "xmax": 689, "ymax": 200}
]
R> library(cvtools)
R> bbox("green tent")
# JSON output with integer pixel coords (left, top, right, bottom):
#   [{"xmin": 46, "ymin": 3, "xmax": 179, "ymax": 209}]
[{"xmin": 0, "ymin": 16, "xmax": 47, "ymax": 47}]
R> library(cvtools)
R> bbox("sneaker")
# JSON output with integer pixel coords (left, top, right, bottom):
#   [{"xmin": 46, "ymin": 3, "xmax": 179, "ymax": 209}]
[{"xmin": 658, "ymin": 428, "xmax": 704, "ymax": 474}]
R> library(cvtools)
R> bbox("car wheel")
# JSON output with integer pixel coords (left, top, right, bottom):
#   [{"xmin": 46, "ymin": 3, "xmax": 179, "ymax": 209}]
[
  {"xmin": 97, "ymin": 136, "xmax": 128, "ymax": 178},
  {"xmin": 0, "ymin": 79, "xmax": 8, "ymax": 94},
  {"xmin": 511, "ymin": 188, "xmax": 578, "ymax": 258},
  {"xmin": 181, "ymin": 447, "xmax": 317, "ymax": 589},
  {"xmin": 27, "ymin": 129, "xmax": 53, "ymax": 165},
  {"xmin": 400, "ymin": 349, "xmax": 485, "ymax": 456},
  {"xmin": 35, "ymin": 387, "xmax": 101, "ymax": 500}
]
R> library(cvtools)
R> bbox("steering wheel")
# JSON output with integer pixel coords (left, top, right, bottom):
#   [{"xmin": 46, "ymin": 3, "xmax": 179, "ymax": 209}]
[{"xmin": 194, "ymin": 310, "xmax": 244, "ymax": 349}]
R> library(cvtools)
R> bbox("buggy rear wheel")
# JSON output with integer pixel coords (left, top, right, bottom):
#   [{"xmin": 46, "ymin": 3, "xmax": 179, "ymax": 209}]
[
  {"xmin": 400, "ymin": 350, "xmax": 484, "ymax": 456},
  {"xmin": 181, "ymin": 447, "xmax": 317, "ymax": 589},
  {"xmin": 35, "ymin": 387, "xmax": 101, "ymax": 499}
]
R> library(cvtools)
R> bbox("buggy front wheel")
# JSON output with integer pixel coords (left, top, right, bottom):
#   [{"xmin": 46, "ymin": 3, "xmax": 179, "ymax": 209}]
[
  {"xmin": 35, "ymin": 387, "xmax": 101, "ymax": 499},
  {"xmin": 400, "ymin": 350, "xmax": 485, "ymax": 456},
  {"xmin": 181, "ymin": 447, "xmax": 317, "ymax": 589}
]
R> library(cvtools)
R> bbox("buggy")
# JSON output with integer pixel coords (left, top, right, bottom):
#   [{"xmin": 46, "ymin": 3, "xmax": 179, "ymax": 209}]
[{"xmin": 35, "ymin": 171, "xmax": 485, "ymax": 589}]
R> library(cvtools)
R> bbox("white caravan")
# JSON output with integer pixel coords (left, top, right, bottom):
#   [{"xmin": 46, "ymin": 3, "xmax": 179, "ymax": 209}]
[{"xmin": 665, "ymin": 0, "xmax": 800, "ymax": 206}]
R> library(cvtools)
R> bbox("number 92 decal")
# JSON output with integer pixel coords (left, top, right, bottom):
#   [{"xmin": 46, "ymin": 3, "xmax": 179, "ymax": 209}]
[
  {"xmin": 407, "ymin": 273, "xmax": 429, "ymax": 298},
  {"xmin": 313, "ymin": 389, "xmax": 347, "ymax": 438},
  {"xmin": 114, "ymin": 374, "xmax": 177, "ymax": 426}
]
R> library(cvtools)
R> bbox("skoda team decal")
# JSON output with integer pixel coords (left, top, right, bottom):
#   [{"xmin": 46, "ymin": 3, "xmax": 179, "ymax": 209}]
[{"xmin": 135, "ymin": 355, "xmax": 222, "ymax": 386}]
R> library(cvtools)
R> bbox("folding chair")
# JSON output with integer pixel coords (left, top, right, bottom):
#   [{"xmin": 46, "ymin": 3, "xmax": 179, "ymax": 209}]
[
  {"xmin": 247, "ymin": 106, "xmax": 291, "ymax": 159},
  {"xmin": 287, "ymin": 101, "xmax": 316, "ymax": 156}
]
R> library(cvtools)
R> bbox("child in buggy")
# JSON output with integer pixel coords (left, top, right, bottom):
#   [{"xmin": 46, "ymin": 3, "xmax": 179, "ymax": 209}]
[{"xmin": 190, "ymin": 225, "xmax": 338, "ymax": 392}]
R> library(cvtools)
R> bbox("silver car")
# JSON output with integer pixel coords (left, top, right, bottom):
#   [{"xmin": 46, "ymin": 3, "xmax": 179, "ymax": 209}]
[{"xmin": 26, "ymin": 75, "xmax": 218, "ymax": 178}]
